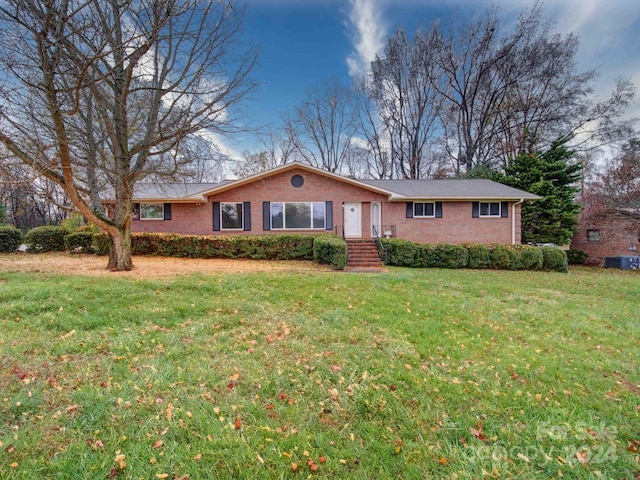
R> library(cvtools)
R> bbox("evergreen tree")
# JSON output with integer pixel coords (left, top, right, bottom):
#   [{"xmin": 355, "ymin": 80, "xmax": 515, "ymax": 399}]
[{"xmin": 496, "ymin": 138, "xmax": 581, "ymax": 244}]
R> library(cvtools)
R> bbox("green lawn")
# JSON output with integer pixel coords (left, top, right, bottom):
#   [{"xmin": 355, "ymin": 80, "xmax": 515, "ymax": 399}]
[{"xmin": 0, "ymin": 262, "xmax": 638, "ymax": 479}]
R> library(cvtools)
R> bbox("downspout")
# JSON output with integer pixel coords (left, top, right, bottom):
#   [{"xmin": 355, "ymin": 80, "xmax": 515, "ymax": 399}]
[{"xmin": 512, "ymin": 199, "xmax": 524, "ymax": 245}]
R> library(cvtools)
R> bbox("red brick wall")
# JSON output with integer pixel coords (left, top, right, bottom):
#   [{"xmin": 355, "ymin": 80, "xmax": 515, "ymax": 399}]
[
  {"xmin": 130, "ymin": 167, "xmax": 522, "ymax": 244},
  {"xmin": 387, "ymin": 201, "xmax": 519, "ymax": 244},
  {"xmin": 571, "ymin": 216, "xmax": 640, "ymax": 264}
]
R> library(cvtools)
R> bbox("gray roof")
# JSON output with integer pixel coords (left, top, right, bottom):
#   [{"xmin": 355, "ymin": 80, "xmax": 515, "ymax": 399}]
[
  {"xmin": 112, "ymin": 170, "xmax": 537, "ymax": 202},
  {"xmin": 360, "ymin": 178, "xmax": 539, "ymax": 200},
  {"xmin": 104, "ymin": 182, "xmax": 229, "ymax": 202}
]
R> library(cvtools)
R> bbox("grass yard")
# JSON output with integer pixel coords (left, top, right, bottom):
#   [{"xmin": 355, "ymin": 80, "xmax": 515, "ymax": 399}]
[{"xmin": 0, "ymin": 257, "xmax": 639, "ymax": 479}]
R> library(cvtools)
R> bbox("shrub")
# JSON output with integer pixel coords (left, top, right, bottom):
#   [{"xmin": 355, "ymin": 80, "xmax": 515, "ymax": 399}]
[
  {"xmin": 566, "ymin": 249, "xmax": 588, "ymax": 265},
  {"xmin": 313, "ymin": 235, "xmax": 347, "ymax": 269},
  {"xmin": 516, "ymin": 245, "xmax": 544, "ymax": 270},
  {"xmin": 465, "ymin": 244, "xmax": 491, "ymax": 269},
  {"xmin": 64, "ymin": 232, "xmax": 95, "ymax": 253},
  {"xmin": 93, "ymin": 233, "xmax": 111, "ymax": 256},
  {"xmin": 25, "ymin": 226, "xmax": 66, "ymax": 252},
  {"xmin": 0, "ymin": 225, "xmax": 22, "ymax": 253},
  {"xmin": 432, "ymin": 244, "xmax": 468, "ymax": 268},
  {"xmin": 541, "ymin": 247, "xmax": 569, "ymax": 273},
  {"xmin": 489, "ymin": 245, "xmax": 517, "ymax": 270},
  {"xmin": 380, "ymin": 238, "xmax": 418, "ymax": 267}
]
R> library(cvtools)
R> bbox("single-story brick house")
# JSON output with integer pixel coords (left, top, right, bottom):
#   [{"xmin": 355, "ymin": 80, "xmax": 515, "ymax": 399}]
[
  {"xmin": 571, "ymin": 208, "xmax": 640, "ymax": 263},
  {"xmin": 118, "ymin": 162, "xmax": 539, "ymax": 245}
]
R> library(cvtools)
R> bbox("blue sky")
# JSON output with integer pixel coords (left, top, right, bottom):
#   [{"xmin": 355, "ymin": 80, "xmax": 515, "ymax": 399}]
[{"xmin": 222, "ymin": 0, "xmax": 640, "ymax": 158}]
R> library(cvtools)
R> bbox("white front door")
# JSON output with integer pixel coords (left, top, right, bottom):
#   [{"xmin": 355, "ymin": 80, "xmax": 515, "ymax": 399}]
[
  {"xmin": 344, "ymin": 203, "xmax": 362, "ymax": 238},
  {"xmin": 371, "ymin": 202, "xmax": 381, "ymax": 237}
]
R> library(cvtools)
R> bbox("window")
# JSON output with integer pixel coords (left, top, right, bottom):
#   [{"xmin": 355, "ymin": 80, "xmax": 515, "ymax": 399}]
[
  {"xmin": 140, "ymin": 203, "xmax": 164, "ymax": 220},
  {"xmin": 270, "ymin": 202, "xmax": 325, "ymax": 229},
  {"xmin": 291, "ymin": 175, "xmax": 304, "ymax": 188},
  {"xmin": 221, "ymin": 202, "xmax": 243, "ymax": 230},
  {"xmin": 414, "ymin": 202, "xmax": 435, "ymax": 218},
  {"xmin": 479, "ymin": 202, "xmax": 501, "ymax": 217},
  {"xmin": 587, "ymin": 229, "xmax": 600, "ymax": 242}
]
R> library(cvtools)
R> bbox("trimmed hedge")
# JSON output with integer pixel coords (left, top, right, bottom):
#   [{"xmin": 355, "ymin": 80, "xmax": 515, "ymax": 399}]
[
  {"xmin": 380, "ymin": 238, "xmax": 418, "ymax": 267},
  {"xmin": 313, "ymin": 235, "xmax": 347, "ymax": 269},
  {"xmin": 465, "ymin": 244, "xmax": 491, "ymax": 269},
  {"xmin": 0, "ymin": 226, "xmax": 23, "ymax": 253},
  {"xmin": 25, "ymin": 226, "xmax": 66, "ymax": 252},
  {"xmin": 64, "ymin": 232, "xmax": 95, "ymax": 254},
  {"xmin": 566, "ymin": 249, "xmax": 588, "ymax": 265},
  {"xmin": 381, "ymin": 239, "xmax": 567, "ymax": 272},
  {"xmin": 541, "ymin": 247, "xmax": 569, "ymax": 273},
  {"xmin": 93, "ymin": 232, "xmax": 321, "ymax": 261}
]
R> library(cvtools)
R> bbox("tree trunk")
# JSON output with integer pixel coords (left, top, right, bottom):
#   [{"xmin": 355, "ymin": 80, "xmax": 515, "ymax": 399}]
[{"xmin": 107, "ymin": 226, "xmax": 133, "ymax": 271}]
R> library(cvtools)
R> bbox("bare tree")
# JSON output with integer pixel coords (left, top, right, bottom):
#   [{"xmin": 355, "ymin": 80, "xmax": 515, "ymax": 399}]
[
  {"xmin": 431, "ymin": 2, "xmax": 635, "ymax": 173},
  {"xmin": 352, "ymin": 75, "xmax": 392, "ymax": 179},
  {"xmin": 369, "ymin": 28, "xmax": 442, "ymax": 179},
  {"xmin": 286, "ymin": 77, "xmax": 356, "ymax": 173},
  {"xmin": 0, "ymin": 0, "xmax": 257, "ymax": 270},
  {"xmin": 233, "ymin": 129, "xmax": 295, "ymax": 178}
]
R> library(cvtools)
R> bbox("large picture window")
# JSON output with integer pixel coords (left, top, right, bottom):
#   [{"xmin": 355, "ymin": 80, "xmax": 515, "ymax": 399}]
[
  {"xmin": 270, "ymin": 202, "xmax": 325, "ymax": 229},
  {"xmin": 140, "ymin": 203, "xmax": 164, "ymax": 220},
  {"xmin": 221, "ymin": 202, "xmax": 243, "ymax": 230}
]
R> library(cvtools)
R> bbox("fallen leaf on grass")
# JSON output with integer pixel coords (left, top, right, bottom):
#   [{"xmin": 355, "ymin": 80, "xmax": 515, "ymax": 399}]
[
  {"xmin": 114, "ymin": 453, "xmax": 126, "ymax": 469},
  {"xmin": 152, "ymin": 440, "xmax": 163, "ymax": 449},
  {"xmin": 235, "ymin": 416, "xmax": 242, "ymax": 430},
  {"xmin": 575, "ymin": 450, "xmax": 588, "ymax": 465}
]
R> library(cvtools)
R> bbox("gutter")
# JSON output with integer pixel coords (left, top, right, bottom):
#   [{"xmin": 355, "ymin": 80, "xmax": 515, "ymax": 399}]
[{"xmin": 512, "ymin": 199, "xmax": 524, "ymax": 244}]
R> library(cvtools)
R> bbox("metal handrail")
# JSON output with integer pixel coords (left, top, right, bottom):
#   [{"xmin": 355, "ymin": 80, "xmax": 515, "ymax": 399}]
[{"xmin": 371, "ymin": 225, "xmax": 388, "ymax": 264}]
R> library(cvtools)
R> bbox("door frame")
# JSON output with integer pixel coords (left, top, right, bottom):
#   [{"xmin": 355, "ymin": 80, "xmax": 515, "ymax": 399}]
[
  {"xmin": 371, "ymin": 202, "xmax": 381, "ymax": 237},
  {"xmin": 343, "ymin": 202, "xmax": 362, "ymax": 238}
]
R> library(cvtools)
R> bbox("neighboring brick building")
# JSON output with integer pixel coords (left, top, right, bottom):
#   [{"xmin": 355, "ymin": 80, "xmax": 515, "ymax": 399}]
[
  {"xmin": 119, "ymin": 162, "xmax": 539, "ymax": 245},
  {"xmin": 571, "ymin": 208, "xmax": 640, "ymax": 264}
]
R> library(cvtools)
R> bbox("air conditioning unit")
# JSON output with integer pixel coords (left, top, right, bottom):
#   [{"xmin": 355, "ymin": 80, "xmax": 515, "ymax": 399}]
[{"xmin": 603, "ymin": 256, "xmax": 640, "ymax": 270}]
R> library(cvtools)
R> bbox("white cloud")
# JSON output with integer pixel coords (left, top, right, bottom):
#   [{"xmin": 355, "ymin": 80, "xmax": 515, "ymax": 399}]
[{"xmin": 345, "ymin": 0, "xmax": 387, "ymax": 79}]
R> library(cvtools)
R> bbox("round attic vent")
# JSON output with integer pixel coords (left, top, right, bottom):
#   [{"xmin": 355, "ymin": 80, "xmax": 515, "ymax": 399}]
[{"xmin": 291, "ymin": 174, "xmax": 304, "ymax": 188}]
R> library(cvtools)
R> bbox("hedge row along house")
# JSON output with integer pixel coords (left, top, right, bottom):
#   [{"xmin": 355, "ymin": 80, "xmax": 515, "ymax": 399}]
[{"xmin": 105, "ymin": 163, "xmax": 539, "ymax": 266}]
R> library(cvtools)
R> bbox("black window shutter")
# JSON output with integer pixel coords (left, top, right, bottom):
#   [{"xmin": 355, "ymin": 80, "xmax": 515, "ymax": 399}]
[
  {"xmin": 471, "ymin": 202, "xmax": 480, "ymax": 218},
  {"xmin": 212, "ymin": 202, "xmax": 220, "ymax": 231},
  {"xmin": 501, "ymin": 201, "xmax": 509, "ymax": 218},
  {"xmin": 472, "ymin": 202, "xmax": 479, "ymax": 218},
  {"xmin": 263, "ymin": 202, "xmax": 270, "ymax": 231},
  {"xmin": 406, "ymin": 202, "xmax": 414, "ymax": 218},
  {"xmin": 435, "ymin": 202, "xmax": 443, "ymax": 218},
  {"xmin": 133, "ymin": 203, "xmax": 140, "ymax": 221},
  {"xmin": 163, "ymin": 203, "xmax": 172, "ymax": 220},
  {"xmin": 243, "ymin": 202, "xmax": 251, "ymax": 231},
  {"xmin": 325, "ymin": 201, "xmax": 333, "ymax": 230}
]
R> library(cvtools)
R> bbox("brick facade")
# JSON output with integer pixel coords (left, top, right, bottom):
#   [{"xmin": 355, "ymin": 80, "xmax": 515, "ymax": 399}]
[
  {"xmin": 571, "ymin": 214, "xmax": 640, "ymax": 264},
  {"xmin": 131, "ymin": 167, "xmax": 523, "ymax": 245}
]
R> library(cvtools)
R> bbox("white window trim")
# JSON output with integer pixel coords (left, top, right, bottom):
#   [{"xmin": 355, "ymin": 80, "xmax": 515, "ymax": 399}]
[
  {"xmin": 140, "ymin": 203, "xmax": 164, "ymax": 221},
  {"xmin": 221, "ymin": 202, "xmax": 244, "ymax": 230},
  {"xmin": 413, "ymin": 202, "xmax": 436, "ymax": 218},
  {"xmin": 270, "ymin": 201, "xmax": 326, "ymax": 230},
  {"xmin": 479, "ymin": 202, "xmax": 501, "ymax": 218}
]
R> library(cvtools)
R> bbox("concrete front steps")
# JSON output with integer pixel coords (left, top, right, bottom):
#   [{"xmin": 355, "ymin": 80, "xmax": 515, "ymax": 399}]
[{"xmin": 346, "ymin": 240, "xmax": 384, "ymax": 269}]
